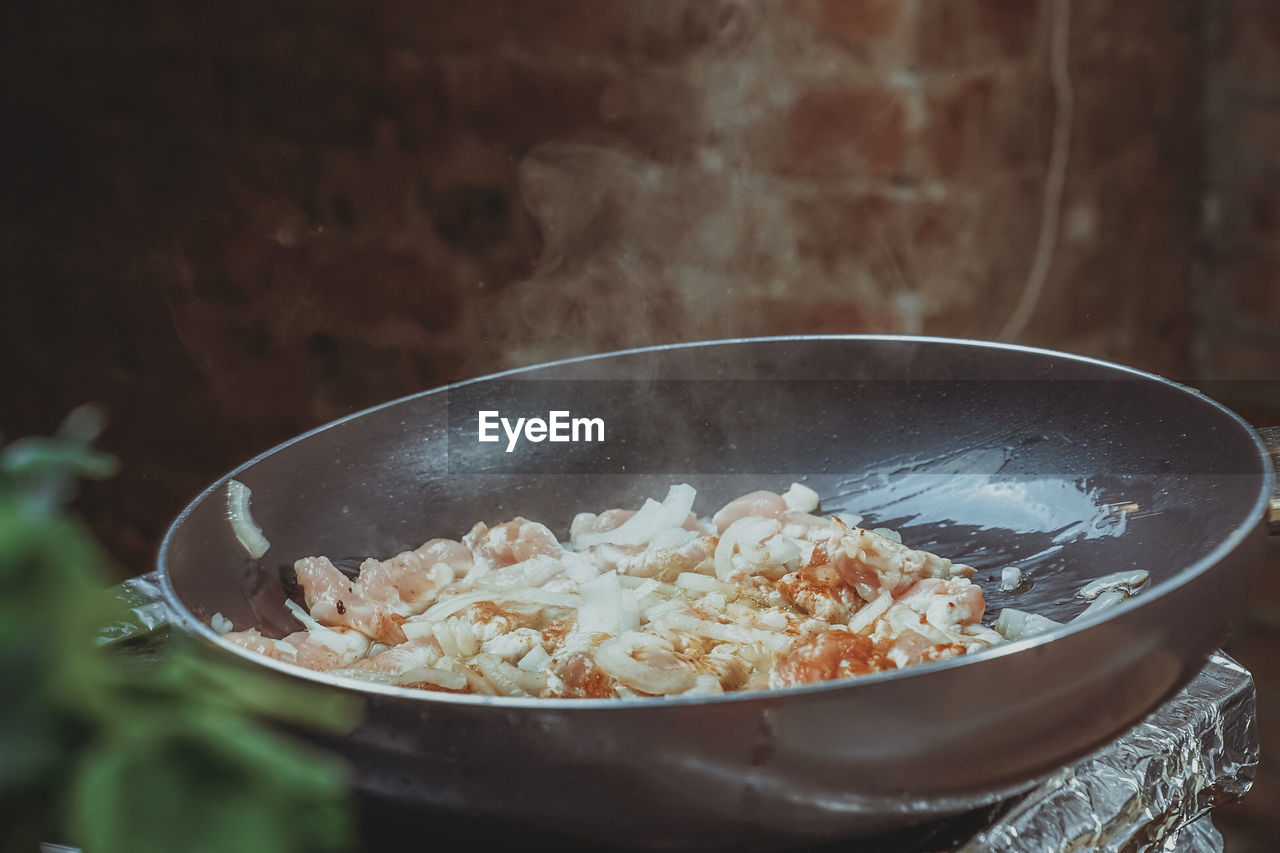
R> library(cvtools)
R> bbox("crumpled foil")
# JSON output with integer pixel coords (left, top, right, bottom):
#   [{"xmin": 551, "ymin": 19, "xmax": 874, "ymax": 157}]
[
  {"xmin": 960, "ymin": 651, "xmax": 1257, "ymax": 853},
  {"xmin": 97, "ymin": 569, "xmax": 171, "ymax": 645},
  {"xmin": 47, "ymin": 644, "xmax": 1256, "ymax": 852}
]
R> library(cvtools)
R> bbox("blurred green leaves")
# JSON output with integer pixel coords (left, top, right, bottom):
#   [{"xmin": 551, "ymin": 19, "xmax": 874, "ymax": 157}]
[{"xmin": 0, "ymin": 407, "xmax": 357, "ymax": 853}]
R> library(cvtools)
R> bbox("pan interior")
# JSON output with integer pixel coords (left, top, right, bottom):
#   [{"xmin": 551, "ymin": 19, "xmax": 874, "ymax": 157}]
[{"xmin": 161, "ymin": 338, "xmax": 1268, "ymax": 669}]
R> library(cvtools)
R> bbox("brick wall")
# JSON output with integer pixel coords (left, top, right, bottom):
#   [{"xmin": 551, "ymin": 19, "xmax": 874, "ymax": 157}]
[
  {"xmin": 0, "ymin": 0, "xmax": 1222, "ymax": 565},
  {"xmin": 460, "ymin": 0, "xmax": 1206, "ymax": 378},
  {"xmin": 1203, "ymin": 0, "xmax": 1280, "ymax": 422},
  {"xmin": 1206, "ymin": 4, "xmax": 1280, "ymax": 848}
]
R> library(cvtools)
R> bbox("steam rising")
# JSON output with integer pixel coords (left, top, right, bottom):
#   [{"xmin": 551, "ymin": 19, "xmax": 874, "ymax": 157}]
[{"xmin": 460, "ymin": 0, "xmax": 951, "ymax": 372}]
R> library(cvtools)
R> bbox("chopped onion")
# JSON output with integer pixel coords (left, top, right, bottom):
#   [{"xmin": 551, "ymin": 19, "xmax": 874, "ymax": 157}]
[
  {"xmin": 472, "ymin": 654, "xmax": 532, "ymax": 697},
  {"xmin": 397, "ymin": 665, "xmax": 468, "ymax": 690},
  {"xmin": 644, "ymin": 598, "xmax": 684, "ymax": 622},
  {"xmin": 756, "ymin": 610, "xmax": 788, "ymax": 631},
  {"xmin": 962, "ymin": 623, "xmax": 1007, "ymax": 646},
  {"xmin": 650, "ymin": 526, "xmax": 698, "ymax": 552},
  {"xmin": 226, "ymin": 479, "xmax": 270, "ymax": 559},
  {"xmin": 574, "ymin": 484, "xmax": 697, "ymax": 548},
  {"xmin": 662, "ymin": 610, "xmax": 791, "ymax": 650},
  {"xmin": 700, "ymin": 592, "xmax": 727, "ymax": 611},
  {"xmin": 885, "ymin": 605, "xmax": 953, "ymax": 645},
  {"xmin": 782, "ymin": 482, "xmax": 820, "ymax": 513},
  {"xmin": 870, "ymin": 527, "xmax": 902, "ymax": 544},
  {"xmin": 578, "ymin": 571, "xmax": 636, "ymax": 636},
  {"xmin": 480, "ymin": 627, "xmax": 541, "ymax": 663},
  {"xmin": 517, "ymin": 644, "xmax": 552, "ymax": 673},
  {"xmin": 210, "ymin": 612, "xmax": 233, "ymax": 634},
  {"xmin": 999, "ymin": 567, "xmax": 1022, "ymax": 591},
  {"xmin": 499, "ymin": 587, "xmax": 581, "ymax": 609},
  {"xmin": 994, "ymin": 608, "xmax": 1062, "ymax": 641},
  {"xmin": 1077, "ymin": 570, "xmax": 1149, "ymax": 600},
  {"xmin": 627, "ymin": 578, "xmax": 661, "ymax": 599},
  {"xmin": 406, "ymin": 587, "xmax": 579, "ymax": 641},
  {"xmin": 848, "ymin": 591, "xmax": 893, "ymax": 634},
  {"xmin": 683, "ymin": 674, "xmax": 724, "ymax": 696},
  {"xmin": 430, "ymin": 621, "xmax": 459, "ymax": 656},
  {"xmin": 458, "ymin": 664, "xmax": 495, "ymax": 695},
  {"xmin": 763, "ymin": 534, "xmax": 802, "ymax": 574},
  {"xmin": 1076, "ymin": 588, "xmax": 1129, "ymax": 619},
  {"xmin": 454, "ymin": 618, "xmax": 479, "ymax": 657},
  {"xmin": 284, "ymin": 598, "xmax": 322, "ymax": 631},
  {"xmin": 500, "ymin": 660, "xmax": 546, "ymax": 694},
  {"xmin": 675, "ymin": 572, "xmax": 737, "ymax": 595}
]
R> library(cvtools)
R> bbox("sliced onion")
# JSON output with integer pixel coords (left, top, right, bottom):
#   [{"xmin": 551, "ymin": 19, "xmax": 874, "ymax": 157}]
[
  {"xmin": 397, "ymin": 665, "xmax": 468, "ymax": 690},
  {"xmin": 662, "ymin": 610, "xmax": 791, "ymax": 650},
  {"xmin": 430, "ymin": 621, "xmax": 459, "ymax": 656},
  {"xmin": 454, "ymin": 618, "xmax": 479, "ymax": 657},
  {"xmin": 226, "ymin": 479, "xmax": 270, "ymax": 559},
  {"xmin": 284, "ymin": 598, "xmax": 322, "ymax": 632},
  {"xmin": 884, "ymin": 605, "xmax": 952, "ymax": 645},
  {"xmin": 1076, "ymin": 589, "xmax": 1129, "ymax": 619},
  {"xmin": 714, "ymin": 515, "xmax": 781, "ymax": 579},
  {"xmin": 675, "ymin": 572, "xmax": 736, "ymax": 596},
  {"xmin": 994, "ymin": 608, "xmax": 1062, "ymax": 640},
  {"xmin": 283, "ymin": 599, "xmax": 368, "ymax": 662},
  {"xmin": 643, "ymin": 598, "xmax": 683, "ymax": 622},
  {"xmin": 500, "ymin": 660, "xmax": 546, "ymax": 694},
  {"xmin": 472, "ymin": 653, "xmax": 532, "ymax": 697},
  {"xmin": 574, "ymin": 484, "xmax": 697, "ymax": 548},
  {"xmin": 848, "ymin": 591, "xmax": 893, "ymax": 634},
  {"xmin": 400, "ymin": 620, "xmax": 433, "ymax": 641},
  {"xmin": 961, "ymin": 624, "xmax": 1008, "ymax": 646},
  {"xmin": 415, "ymin": 591, "xmax": 491, "ymax": 624},
  {"xmin": 593, "ymin": 631, "xmax": 694, "ymax": 695},
  {"xmin": 763, "ymin": 535, "xmax": 801, "ymax": 574},
  {"xmin": 1077, "ymin": 570, "xmax": 1149, "ymax": 601}
]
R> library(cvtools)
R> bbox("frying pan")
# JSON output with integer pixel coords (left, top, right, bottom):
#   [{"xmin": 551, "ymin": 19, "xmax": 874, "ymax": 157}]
[{"xmin": 152, "ymin": 336, "xmax": 1276, "ymax": 850}]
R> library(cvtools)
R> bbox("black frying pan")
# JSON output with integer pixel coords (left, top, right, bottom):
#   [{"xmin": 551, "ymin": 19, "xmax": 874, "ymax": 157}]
[{"xmin": 153, "ymin": 337, "xmax": 1275, "ymax": 850}]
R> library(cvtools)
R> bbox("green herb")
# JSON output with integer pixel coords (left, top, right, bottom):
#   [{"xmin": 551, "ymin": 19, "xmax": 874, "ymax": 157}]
[{"xmin": 0, "ymin": 407, "xmax": 357, "ymax": 853}]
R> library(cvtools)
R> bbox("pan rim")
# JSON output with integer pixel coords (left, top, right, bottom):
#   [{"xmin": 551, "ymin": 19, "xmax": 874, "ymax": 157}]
[{"xmin": 156, "ymin": 334, "xmax": 1275, "ymax": 709}]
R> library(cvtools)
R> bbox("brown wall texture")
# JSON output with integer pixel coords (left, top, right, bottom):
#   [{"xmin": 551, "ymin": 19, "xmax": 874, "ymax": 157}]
[{"xmin": 4, "ymin": 0, "xmax": 1231, "ymax": 569}]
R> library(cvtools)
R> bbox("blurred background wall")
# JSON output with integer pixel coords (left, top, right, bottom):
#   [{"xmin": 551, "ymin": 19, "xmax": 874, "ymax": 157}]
[{"xmin": 1, "ymin": 0, "xmax": 1278, "ymax": 847}]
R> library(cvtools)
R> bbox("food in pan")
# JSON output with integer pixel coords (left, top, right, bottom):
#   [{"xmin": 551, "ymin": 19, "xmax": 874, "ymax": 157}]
[{"xmin": 215, "ymin": 484, "xmax": 1140, "ymax": 698}]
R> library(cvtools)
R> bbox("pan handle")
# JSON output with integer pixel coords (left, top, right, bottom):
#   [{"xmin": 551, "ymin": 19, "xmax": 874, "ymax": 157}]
[
  {"xmin": 98, "ymin": 569, "xmax": 177, "ymax": 645},
  {"xmin": 1262, "ymin": 427, "xmax": 1280, "ymax": 536}
]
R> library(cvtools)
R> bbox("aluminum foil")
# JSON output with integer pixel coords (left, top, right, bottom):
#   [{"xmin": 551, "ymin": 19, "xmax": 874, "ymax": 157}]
[
  {"xmin": 97, "ymin": 569, "xmax": 171, "ymax": 645},
  {"xmin": 54, "ymin": 634, "xmax": 1256, "ymax": 851},
  {"xmin": 960, "ymin": 651, "xmax": 1257, "ymax": 853}
]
